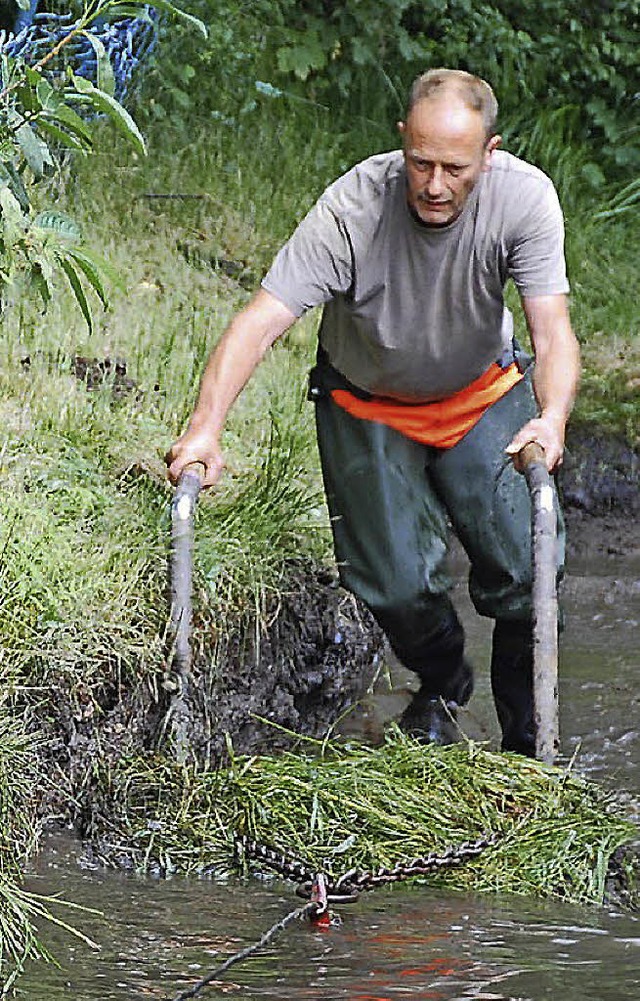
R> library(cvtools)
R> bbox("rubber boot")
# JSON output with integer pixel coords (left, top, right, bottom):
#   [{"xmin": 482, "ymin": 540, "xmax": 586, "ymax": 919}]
[
  {"xmin": 490, "ymin": 619, "xmax": 535, "ymax": 757},
  {"xmin": 398, "ymin": 613, "xmax": 474, "ymax": 745},
  {"xmin": 398, "ymin": 693, "xmax": 463, "ymax": 744}
]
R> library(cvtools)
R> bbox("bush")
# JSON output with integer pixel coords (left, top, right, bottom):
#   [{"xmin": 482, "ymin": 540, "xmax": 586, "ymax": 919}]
[{"xmin": 141, "ymin": 1, "xmax": 639, "ymax": 179}]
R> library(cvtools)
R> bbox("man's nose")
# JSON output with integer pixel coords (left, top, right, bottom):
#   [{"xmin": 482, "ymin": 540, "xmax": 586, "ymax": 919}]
[{"xmin": 426, "ymin": 165, "xmax": 445, "ymax": 197}]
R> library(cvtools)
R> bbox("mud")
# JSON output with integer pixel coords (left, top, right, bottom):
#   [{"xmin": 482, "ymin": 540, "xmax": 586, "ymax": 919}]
[
  {"xmin": 178, "ymin": 560, "xmax": 383, "ymax": 764},
  {"xmin": 560, "ymin": 425, "xmax": 638, "ymax": 517},
  {"xmin": 40, "ymin": 559, "xmax": 383, "ymax": 830},
  {"xmin": 559, "ymin": 426, "xmax": 640, "ymax": 567}
]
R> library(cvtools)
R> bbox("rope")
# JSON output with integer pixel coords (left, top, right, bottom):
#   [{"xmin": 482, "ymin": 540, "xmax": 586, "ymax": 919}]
[
  {"xmin": 2, "ymin": 9, "xmax": 158, "ymax": 102},
  {"xmin": 164, "ymin": 834, "xmax": 498, "ymax": 997},
  {"xmin": 165, "ymin": 900, "xmax": 318, "ymax": 1001}
]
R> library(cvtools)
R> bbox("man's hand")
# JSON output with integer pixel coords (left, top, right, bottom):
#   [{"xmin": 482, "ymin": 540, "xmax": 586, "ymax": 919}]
[
  {"xmin": 506, "ymin": 412, "xmax": 565, "ymax": 472},
  {"xmin": 165, "ymin": 427, "xmax": 225, "ymax": 487}
]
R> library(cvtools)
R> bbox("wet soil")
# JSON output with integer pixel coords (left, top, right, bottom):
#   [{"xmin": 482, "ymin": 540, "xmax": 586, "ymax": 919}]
[
  {"xmin": 560, "ymin": 427, "xmax": 640, "ymax": 570},
  {"xmin": 178, "ymin": 561, "xmax": 384, "ymax": 765},
  {"xmin": 40, "ymin": 559, "xmax": 384, "ymax": 831},
  {"xmin": 560, "ymin": 425, "xmax": 638, "ymax": 519}
]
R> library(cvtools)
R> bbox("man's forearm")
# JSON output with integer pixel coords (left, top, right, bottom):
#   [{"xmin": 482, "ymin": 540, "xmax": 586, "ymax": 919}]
[
  {"xmin": 166, "ymin": 289, "xmax": 298, "ymax": 484},
  {"xmin": 531, "ymin": 325, "xmax": 581, "ymax": 429},
  {"xmin": 188, "ymin": 316, "xmax": 275, "ymax": 439},
  {"xmin": 507, "ymin": 294, "xmax": 581, "ymax": 471},
  {"xmin": 186, "ymin": 289, "xmax": 297, "ymax": 438}
]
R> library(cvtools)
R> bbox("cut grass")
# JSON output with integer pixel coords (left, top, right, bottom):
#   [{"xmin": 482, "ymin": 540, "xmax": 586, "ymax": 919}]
[{"xmin": 92, "ymin": 728, "xmax": 637, "ymax": 907}]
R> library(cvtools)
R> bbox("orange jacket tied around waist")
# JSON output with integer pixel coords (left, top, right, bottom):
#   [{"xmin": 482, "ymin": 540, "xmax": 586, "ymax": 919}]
[{"xmin": 331, "ymin": 362, "xmax": 523, "ymax": 449}]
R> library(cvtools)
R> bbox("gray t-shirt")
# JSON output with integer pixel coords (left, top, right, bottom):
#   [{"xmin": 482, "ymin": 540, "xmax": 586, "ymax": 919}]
[{"xmin": 262, "ymin": 149, "xmax": 569, "ymax": 401}]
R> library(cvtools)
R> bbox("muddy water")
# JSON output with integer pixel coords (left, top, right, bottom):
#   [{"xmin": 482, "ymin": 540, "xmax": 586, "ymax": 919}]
[{"xmin": 22, "ymin": 558, "xmax": 639, "ymax": 1000}]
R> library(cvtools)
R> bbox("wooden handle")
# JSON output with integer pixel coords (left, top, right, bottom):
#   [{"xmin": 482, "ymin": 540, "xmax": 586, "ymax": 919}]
[
  {"xmin": 179, "ymin": 461, "xmax": 206, "ymax": 483},
  {"xmin": 519, "ymin": 441, "xmax": 545, "ymax": 469},
  {"xmin": 520, "ymin": 439, "xmax": 559, "ymax": 764}
]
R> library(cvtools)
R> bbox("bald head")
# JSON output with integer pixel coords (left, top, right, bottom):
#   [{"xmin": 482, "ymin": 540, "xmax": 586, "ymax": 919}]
[
  {"xmin": 407, "ymin": 68, "xmax": 498, "ymax": 140},
  {"xmin": 398, "ymin": 73, "xmax": 501, "ymax": 227}
]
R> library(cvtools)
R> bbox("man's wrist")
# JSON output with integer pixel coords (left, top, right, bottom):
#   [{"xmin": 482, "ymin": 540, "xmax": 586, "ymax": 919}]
[
  {"xmin": 186, "ymin": 409, "xmax": 223, "ymax": 440},
  {"xmin": 539, "ymin": 408, "xmax": 568, "ymax": 428}
]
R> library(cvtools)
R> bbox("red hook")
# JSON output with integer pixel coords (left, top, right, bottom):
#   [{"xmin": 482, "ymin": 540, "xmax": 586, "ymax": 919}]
[{"xmin": 309, "ymin": 872, "xmax": 331, "ymax": 927}]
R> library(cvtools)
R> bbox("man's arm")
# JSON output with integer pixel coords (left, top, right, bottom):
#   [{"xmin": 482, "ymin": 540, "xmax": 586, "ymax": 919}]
[
  {"xmin": 166, "ymin": 288, "xmax": 298, "ymax": 485},
  {"xmin": 506, "ymin": 293, "xmax": 580, "ymax": 472}
]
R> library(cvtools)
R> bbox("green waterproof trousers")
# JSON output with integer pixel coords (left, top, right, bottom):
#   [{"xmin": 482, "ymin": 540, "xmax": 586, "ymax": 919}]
[{"xmin": 310, "ymin": 353, "xmax": 565, "ymax": 711}]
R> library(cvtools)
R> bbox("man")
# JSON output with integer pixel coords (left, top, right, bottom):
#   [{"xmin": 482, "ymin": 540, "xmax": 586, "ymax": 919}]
[{"xmin": 166, "ymin": 68, "xmax": 580, "ymax": 757}]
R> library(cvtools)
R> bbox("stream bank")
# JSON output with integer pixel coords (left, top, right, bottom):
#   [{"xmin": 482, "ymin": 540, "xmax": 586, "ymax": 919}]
[
  {"xmin": 5, "ymin": 423, "xmax": 635, "ymax": 996},
  {"xmin": 34, "ymin": 425, "xmax": 638, "ymax": 836}
]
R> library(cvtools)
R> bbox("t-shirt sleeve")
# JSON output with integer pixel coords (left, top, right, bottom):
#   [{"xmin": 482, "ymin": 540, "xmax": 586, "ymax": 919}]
[
  {"xmin": 261, "ymin": 198, "xmax": 354, "ymax": 317},
  {"xmin": 507, "ymin": 181, "xmax": 570, "ymax": 297}
]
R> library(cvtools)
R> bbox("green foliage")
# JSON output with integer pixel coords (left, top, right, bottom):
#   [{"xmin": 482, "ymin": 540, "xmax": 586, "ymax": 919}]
[
  {"xmin": 0, "ymin": 0, "xmax": 205, "ymax": 328},
  {"xmin": 0, "ymin": 707, "xmax": 96, "ymax": 991},
  {"xmin": 0, "ymin": 195, "xmax": 116, "ymax": 328},
  {"xmin": 594, "ymin": 177, "xmax": 640, "ymax": 221},
  {"xmin": 144, "ymin": 1, "xmax": 638, "ymax": 183},
  {"xmin": 0, "ymin": 709, "xmax": 50, "ymax": 991},
  {"xmin": 268, "ymin": 0, "xmax": 640, "ymax": 175}
]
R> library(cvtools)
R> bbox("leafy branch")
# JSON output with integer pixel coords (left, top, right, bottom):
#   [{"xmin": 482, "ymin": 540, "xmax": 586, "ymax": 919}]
[{"xmin": 0, "ymin": 1, "xmax": 206, "ymax": 329}]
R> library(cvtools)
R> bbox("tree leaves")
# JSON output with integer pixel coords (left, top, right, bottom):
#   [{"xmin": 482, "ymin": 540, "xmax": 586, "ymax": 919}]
[
  {"xmin": 13, "ymin": 118, "xmax": 55, "ymax": 180},
  {"xmin": 0, "ymin": 0, "xmax": 206, "ymax": 328},
  {"xmin": 80, "ymin": 32, "xmax": 116, "ymax": 98},
  {"xmin": 32, "ymin": 212, "xmax": 82, "ymax": 242},
  {"xmin": 57, "ymin": 255, "xmax": 94, "ymax": 331},
  {"xmin": 144, "ymin": 0, "xmax": 208, "ymax": 39},
  {"xmin": 594, "ymin": 178, "xmax": 640, "ymax": 222},
  {"xmin": 72, "ymin": 74, "xmax": 146, "ymax": 156},
  {"xmin": 65, "ymin": 248, "xmax": 110, "ymax": 308}
]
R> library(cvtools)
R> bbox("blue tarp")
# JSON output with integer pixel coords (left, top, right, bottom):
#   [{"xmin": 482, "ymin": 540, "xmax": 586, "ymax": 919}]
[{"xmin": 3, "ymin": 5, "xmax": 159, "ymax": 101}]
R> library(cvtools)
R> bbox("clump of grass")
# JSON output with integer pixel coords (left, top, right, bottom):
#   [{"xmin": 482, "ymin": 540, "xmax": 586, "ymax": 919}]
[
  {"xmin": 0, "ymin": 706, "xmax": 49, "ymax": 988},
  {"xmin": 92, "ymin": 729, "xmax": 636, "ymax": 907},
  {"xmin": 0, "ymin": 704, "xmax": 99, "ymax": 990}
]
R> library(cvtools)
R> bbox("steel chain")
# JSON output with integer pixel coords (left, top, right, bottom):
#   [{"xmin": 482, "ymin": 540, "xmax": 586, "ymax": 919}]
[
  {"xmin": 238, "ymin": 832, "xmax": 499, "ymax": 901},
  {"xmin": 237, "ymin": 837, "xmax": 316, "ymax": 884}
]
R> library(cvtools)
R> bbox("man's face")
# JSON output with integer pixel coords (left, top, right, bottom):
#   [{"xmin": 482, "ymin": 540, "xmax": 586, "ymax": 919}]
[{"xmin": 399, "ymin": 96, "xmax": 500, "ymax": 227}]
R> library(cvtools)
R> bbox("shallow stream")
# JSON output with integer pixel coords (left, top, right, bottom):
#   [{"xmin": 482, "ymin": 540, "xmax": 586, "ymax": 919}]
[{"xmin": 22, "ymin": 555, "xmax": 639, "ymax": 1000}]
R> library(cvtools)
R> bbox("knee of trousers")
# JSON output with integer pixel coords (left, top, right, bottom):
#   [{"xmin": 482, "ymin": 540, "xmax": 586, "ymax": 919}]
[
  {"xmin": 470, "ymin": 541, "xmax": 564, "ymax": 622},
  {"xmin": 470, "ymin": 564, "xmax": 534, "ymax": 621}
]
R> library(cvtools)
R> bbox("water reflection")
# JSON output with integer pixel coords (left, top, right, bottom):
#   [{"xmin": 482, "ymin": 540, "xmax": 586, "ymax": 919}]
[{"xmin": 21, "ymin": 851, "xmax": 640, "ymax": 1000}]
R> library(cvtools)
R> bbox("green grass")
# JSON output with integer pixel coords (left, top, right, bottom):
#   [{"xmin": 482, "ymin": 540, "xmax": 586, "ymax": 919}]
[
  {"xmin": 0, "ymin": 706, "xmax": 98, "ymax": 991},
  {"xmin": 91, "ymin": 729, "xmax": 637, "ymax": 907}
]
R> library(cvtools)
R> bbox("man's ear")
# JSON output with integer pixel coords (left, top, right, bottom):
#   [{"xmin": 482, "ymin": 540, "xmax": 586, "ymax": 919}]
[
  {"xmin": 483, "ymin": 134, "xmax": 502, "ymax": 171},
  {"xmin": 397, "ymin": 120, "xmax": 406, "ymax": 137}
]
